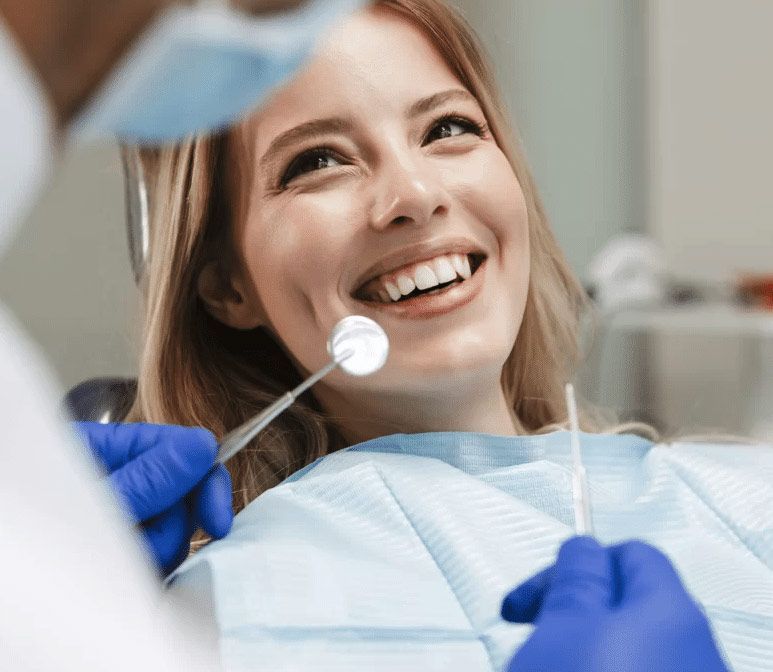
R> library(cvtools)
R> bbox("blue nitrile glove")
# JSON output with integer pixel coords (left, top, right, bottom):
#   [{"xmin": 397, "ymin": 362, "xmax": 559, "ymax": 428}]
[
  {"xmin": 502, "ymin": 536, "xmax": 729, "ymax": 672},
  {"xmin": 74, "ymin": 422, "xmax": 234, "ymax": 575}
]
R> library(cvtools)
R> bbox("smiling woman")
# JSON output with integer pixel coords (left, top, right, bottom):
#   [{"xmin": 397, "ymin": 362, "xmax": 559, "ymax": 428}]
[
  {"xmin": 125, "ymin": 2, "xmax": 773, "ymax": 670},
  {"xmin": 128, "ymin": 0, "xmax": 594, "ymax": 506}
]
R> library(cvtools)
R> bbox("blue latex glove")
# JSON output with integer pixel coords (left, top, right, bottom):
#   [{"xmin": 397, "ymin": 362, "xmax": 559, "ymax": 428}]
[
  {"xmin": 75, "ymin": 422, "xmax": 233, "ymax": 575},
  {"xmin": 502, "ymin": 536, "xmax": 729, "ymax": 672}
]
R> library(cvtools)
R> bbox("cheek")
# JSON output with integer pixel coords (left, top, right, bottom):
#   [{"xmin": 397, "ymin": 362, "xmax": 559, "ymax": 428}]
[
  {"xmin": 450, "ymin": 147, "xmax": 530, "ymax": 259},
  {"xmin": 239, "ymin": 193, "xmax": 364, "ymax": 363},
  {"xmin": 464, "ymin": 151, "xmax": 531, "ymax": 327},
  {"xmin": 246, "ymin": 193, "xmax": 358, "ymax": 288}
]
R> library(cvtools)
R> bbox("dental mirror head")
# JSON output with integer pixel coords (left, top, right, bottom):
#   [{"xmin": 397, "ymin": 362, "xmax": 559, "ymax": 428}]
[
  {"xmin": 328, "ymin": 315, "xmax": 389, "ymax": 377},
  {"xmin": 218, "ymin": 315, "xmax": 389, "ymax": 465}
]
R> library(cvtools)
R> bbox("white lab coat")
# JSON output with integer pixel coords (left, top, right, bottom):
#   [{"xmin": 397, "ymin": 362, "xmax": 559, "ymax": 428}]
[{"xmin": 0, "ymin": 19, "xmax": 216, "ymax": 672}]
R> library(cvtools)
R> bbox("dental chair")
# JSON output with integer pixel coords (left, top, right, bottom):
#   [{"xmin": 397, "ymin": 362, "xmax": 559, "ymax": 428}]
[
  {"xmin": 64, "ymin": 377, "xmax": 138, "ymax": 423},
  {"xmin": 63, "ymin": 148, "xmax": 148, "ymax": 423}
]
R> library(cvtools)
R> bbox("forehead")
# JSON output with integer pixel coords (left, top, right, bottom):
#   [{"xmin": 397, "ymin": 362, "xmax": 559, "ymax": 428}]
[{"xmin": 250, "ymin": 7, "xmax": 466, "ymax": 145}]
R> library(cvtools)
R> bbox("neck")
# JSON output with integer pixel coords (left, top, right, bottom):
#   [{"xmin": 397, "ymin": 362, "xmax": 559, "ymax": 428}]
[
  {"xmin": 0, "ymin": 0, "xmax": 165, "ymax": 125},
  {"xmin": 314, "ymin": 376, "xmax": 520, "ymax": 446}
]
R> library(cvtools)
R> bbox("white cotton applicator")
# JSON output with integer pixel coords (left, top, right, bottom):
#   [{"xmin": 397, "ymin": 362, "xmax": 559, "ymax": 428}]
[
  {"xmin": 565, "ymin": 383, "xmax": 594, "ymax": 536},
  {"xmin": 217, "ymin": 315, "xmax": 389, "ymax": 465}
]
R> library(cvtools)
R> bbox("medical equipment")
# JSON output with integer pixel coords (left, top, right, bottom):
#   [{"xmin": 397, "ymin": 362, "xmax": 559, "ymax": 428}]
[
  {"xmin": 72, "ymin": 0, "xmax": 367, "ymax": 142},
  {"xmin": 565, "ymin": 383, "xmax": 593, "ymax": 535},
  {"xmin": 122, "ymin": 149, "xmax": 150, "ymax": 284},
  {"xmin": 586, "ymin": 234, "xmax": 667, "ymax": 314},
  {"xmin": 216, "ymin": 315, "xmax": 389, "ymax": 464},
  {"xmin": 170, "ymin": 430, "xmax": 773, "ymax": 672}
]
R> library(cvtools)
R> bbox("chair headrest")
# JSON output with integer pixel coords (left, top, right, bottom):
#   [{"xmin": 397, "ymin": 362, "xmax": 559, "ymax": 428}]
[{"xmin": 64, "ymin": 377, "xmax": 138, "ymax": 423}]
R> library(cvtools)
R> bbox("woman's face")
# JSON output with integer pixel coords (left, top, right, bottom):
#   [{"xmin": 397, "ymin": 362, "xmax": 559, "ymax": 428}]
[{"xmin": 217, "ymin": 7, "xmax": 530, "ymax": 412}]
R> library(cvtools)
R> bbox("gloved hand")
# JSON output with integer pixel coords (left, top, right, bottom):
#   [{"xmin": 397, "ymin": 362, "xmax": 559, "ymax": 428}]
[
  {"xmin": 74, "ymin": 422, "xmax": 233, "ymax": 575},
  {"xmin": 502, "ymin": 536, "xmax": 729, "ymax": 672}
]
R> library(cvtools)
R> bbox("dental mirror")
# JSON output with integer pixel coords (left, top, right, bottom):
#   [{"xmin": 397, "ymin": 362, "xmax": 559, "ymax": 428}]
[
  {"xmin": 217, "ymin": 315, "xmax": 389, "ymax": 464},
  {"xmin": 328, "ymin": 315, "xmax": 390, "ymax": 377}
]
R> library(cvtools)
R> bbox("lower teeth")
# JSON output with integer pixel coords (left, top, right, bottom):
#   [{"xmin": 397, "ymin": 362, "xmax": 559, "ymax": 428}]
[{"xmin": 423, "ymin": 284, "xmax": 457, "ymax": 296}]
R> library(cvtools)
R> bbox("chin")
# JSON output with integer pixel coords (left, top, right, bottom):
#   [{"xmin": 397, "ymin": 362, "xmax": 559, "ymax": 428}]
[{"xmin": 383, "ymin": 345, "xmax": 513, "ymax": 394}]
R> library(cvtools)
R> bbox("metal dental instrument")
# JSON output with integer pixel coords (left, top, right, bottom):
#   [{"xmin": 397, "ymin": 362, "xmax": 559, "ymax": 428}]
[
  {"xmin": 565, "ymin": 383, "xmax": 594, "ymax": 535},
  {"xmin": 216, "ymin": 315, "xmax": 389, "ymax": 465}
]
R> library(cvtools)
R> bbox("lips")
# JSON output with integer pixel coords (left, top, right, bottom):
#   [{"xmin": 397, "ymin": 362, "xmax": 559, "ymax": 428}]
[
  {"xmin": 360, "ymin": 252, "xmax": 484, "ymax": 303},
  {"xmin": 351, "ymin": 241, "xmax": 487, "ymax": 303},
  {"xmin": 355, "ymin": 255, "xmax": 488, "ymax": 320}
]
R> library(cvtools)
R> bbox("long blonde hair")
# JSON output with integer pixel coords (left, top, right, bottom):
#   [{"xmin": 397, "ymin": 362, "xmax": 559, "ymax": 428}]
[{"xmin": 128, "ymin": 0, "xmax": 616, "ymax": 511}]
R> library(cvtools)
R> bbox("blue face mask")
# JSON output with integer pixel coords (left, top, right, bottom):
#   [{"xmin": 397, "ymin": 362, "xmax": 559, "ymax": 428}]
[{"xmin": 71, "ymin": 0, "xmax": 367, "ymax": 143}]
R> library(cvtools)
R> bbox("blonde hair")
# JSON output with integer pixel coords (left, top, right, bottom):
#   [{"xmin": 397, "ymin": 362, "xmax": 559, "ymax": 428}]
[{"xmin": 127, "ymin": 0, "xmax": 625, "ymax": 512}]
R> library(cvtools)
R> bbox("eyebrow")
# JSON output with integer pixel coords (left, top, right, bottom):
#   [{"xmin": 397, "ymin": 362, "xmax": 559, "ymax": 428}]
[
  {"xmin": 407, "ymin": 88, "xmax": 478, "ymax": 118},
  {"xmin": 259, "ymin": 88, "xmax": 478, "ymax": 170}
]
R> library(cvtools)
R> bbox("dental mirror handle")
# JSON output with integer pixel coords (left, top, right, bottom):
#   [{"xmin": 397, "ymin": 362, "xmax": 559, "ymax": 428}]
[{"xmin": 216, "ymin": 353, "xmax": 350, "ymax": 465}]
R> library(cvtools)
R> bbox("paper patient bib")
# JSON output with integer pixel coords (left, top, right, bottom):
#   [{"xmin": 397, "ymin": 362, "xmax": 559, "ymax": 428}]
[{"xmin": 169, "ymin": 431, "xmax": 773, "ymax": 671}]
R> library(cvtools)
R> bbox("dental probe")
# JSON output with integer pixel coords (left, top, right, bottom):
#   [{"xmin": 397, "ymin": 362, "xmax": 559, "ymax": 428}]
[
  {"xmin": 565, "ymin": 383, "xmax": 594, "ymax": 536},
  {"xmin": 216, "ymin": 315, "xmax": 389, "ymax": 465}
]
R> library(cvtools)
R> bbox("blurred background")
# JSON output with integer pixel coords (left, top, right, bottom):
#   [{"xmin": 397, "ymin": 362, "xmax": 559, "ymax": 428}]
[{"xmin": 1, "ymin": 0, "xmax": 771, "ymax": 438}]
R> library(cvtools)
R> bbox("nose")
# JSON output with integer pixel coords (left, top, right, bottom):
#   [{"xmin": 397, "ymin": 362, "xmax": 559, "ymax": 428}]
[{"xmin": 369, "ymin": 149, "xmax": 450, "ymax": 231}]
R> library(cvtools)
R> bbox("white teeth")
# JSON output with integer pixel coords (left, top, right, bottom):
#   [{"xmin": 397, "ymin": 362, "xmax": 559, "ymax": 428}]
[
  {"xmin": 433, "ymin": 257, "xmax": 458, "ymax": 284},
  {"xmin": 396, "ymin": 274, "xmax": 416, "ymax": 296},
  {"xmin": 363, "ymin": 252, "xmax": 479, "ymax": 303},
  {"xmin": 414, "ymin": 264, "xmax": 439, "ymax": 291},
  {"xmin": 451, "ymin": 254, "xmax": 467, "ymax": 277},
  {"xmin": 459, "ymin": 255, "xmax": 472, "ymax": 279},
  {"xmin": 384, "ymin": 281, "xmax": 401, "ymax": 302}
]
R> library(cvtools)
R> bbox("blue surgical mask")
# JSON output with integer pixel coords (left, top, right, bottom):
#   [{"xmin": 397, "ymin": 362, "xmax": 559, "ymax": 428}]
[{"xmin": 71, "ymin": 0, "xmax": 367, "ymax": 143}]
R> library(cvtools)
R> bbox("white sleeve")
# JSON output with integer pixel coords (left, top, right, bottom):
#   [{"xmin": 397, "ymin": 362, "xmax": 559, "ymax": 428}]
[
  {"xmin": 0, "ymin": 20, "xmax": 218, "ymax": 672},
  {"xmin": 0, "ymin": 309, "xmax": 220, "ymax": 672}
]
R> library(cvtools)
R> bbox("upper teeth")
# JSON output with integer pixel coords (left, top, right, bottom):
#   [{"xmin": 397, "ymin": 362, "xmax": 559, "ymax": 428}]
[{"xmin": 365, "ymin": 253, "xmax": 474, "ymax": 303}]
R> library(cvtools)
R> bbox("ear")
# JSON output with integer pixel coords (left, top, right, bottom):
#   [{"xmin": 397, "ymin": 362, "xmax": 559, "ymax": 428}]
[{"xmin": 197, "ymin": 261, "xmax": 264, "ymax": 330}]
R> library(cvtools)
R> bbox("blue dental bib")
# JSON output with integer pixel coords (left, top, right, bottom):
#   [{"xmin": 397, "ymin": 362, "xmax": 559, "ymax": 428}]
[{"xmin": 171, "ymin": 431, "xmax": 773, "ymax": 671}]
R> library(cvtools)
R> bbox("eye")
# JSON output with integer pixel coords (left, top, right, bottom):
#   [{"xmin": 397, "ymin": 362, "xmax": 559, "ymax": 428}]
[
  {"xmin": 423, "ymin": 115, "xmax": 486, "ymax": 145},
  {"xmin": 280, "ymin": 148, "xmax": 344, "ymax": 187}
]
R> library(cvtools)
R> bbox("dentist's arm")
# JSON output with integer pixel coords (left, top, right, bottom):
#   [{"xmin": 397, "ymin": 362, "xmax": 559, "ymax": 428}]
[
  {"xmin": 502, "ymin": 537, "xmax": 729, "ymax": 672},
  {"xmin": 74, "ymin": 422, "xmax": 234, "ymax": 574}
]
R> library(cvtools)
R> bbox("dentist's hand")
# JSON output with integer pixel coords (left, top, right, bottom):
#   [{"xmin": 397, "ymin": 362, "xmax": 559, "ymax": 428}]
[
  {"xmin": 502, "ymin": 537, "xmax": 729, "ymax": 672},
  {"xmin": 74, "ymin": 422, "xmax": 233, "ymax": 575}
]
